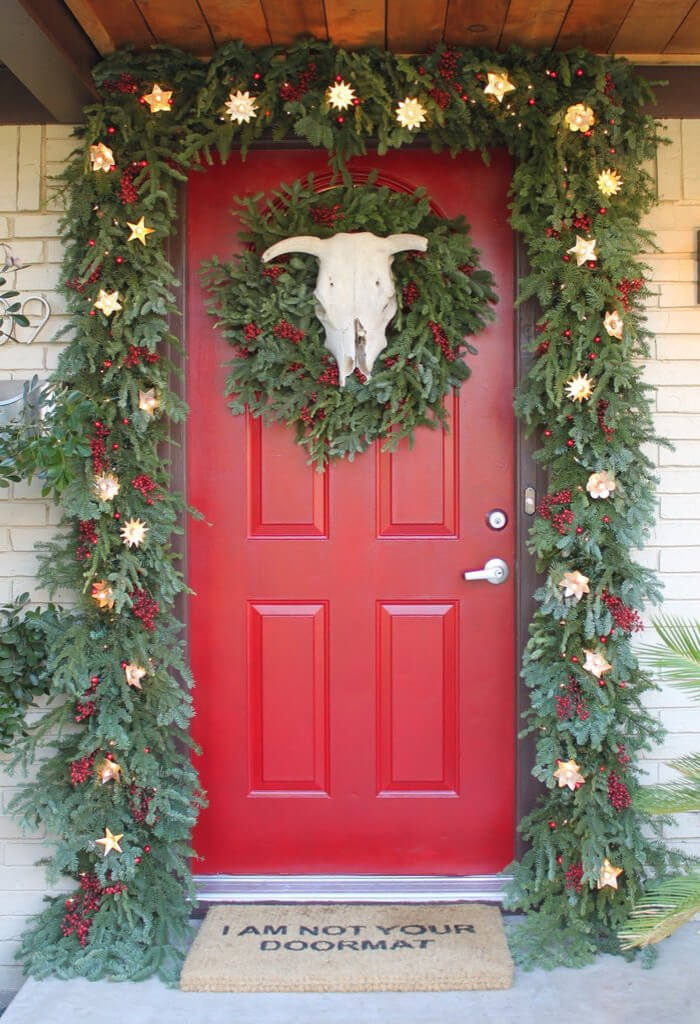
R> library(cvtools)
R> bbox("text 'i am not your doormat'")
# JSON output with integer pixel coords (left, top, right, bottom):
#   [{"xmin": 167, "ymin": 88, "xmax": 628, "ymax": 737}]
[{"xmin": 180, "ymin": 903, "xmax": 513, "ymax": 992}]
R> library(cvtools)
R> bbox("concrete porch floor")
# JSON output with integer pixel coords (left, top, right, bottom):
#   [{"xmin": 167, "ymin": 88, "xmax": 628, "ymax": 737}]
[{"xmin": 1, "ymin": 919, "xmax": 698, "ymax": 1024}]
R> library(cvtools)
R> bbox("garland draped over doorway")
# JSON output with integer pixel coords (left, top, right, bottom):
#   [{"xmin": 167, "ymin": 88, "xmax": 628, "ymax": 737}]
[{"xmin": 0, "ymin": 37, "xmax": 678, "ymax": 977}]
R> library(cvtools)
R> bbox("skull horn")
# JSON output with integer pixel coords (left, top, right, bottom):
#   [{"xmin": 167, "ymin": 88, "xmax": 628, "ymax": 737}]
[
  {"xmin": 384, "ymin": 233, "xmax": 428, "ymax": 256},
  {"xmin": 262, "ymin": 236, "xmax": 327, "ymax": 262}
]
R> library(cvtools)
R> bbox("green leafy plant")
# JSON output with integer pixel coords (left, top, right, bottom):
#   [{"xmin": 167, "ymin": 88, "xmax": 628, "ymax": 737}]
[{"xmin": 0, "ymin": 595, "xmax": 56, "ymax": 753}]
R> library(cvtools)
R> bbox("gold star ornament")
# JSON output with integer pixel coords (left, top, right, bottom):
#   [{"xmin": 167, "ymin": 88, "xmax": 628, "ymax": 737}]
[
  {"xmin": 138, "ymin": 388, "xmax": 160, "ymax": 417},
  {"xmin": 326, "ymin": 79, "xmax": 356, "ymax": 111},
  {"xmin": 93, "ymin": 472, "xmax": 120, "ymax": 502},
  {"xmin": 598, "ymin": 857, "xmax": 623, "ymax": 890},
  {"xmin": 96, "ymin": 759, "xmax": 122, "ymax": 784},
  {"xmin": 93, "ymin": 290, "xmax": 122, "ymax": 317},
  {"xmin": 120, "ymin": 517, "xmax": 148, "ymax": 549},
  {"xmin": 554, "ymin": 758, "xmax": 585, "ymax": 791},
  {"xmin": 604, "ymin": 309, "xmax": 624, "ymax": 339},
  {"xmin": 90, "ymin": 143, "xmax": 115, "ymax": 173},
  {"xmin": 225, "ymin": 90, "xmax": 258, "ymax": 124},
  {"xmin": 142, "ymin": 83, "xmax": 172, "ymax": 113},
  {"xmin": 559, "ymin": 570, "xmax": 590, "ymax": 602},
  {"xmin": 565, "ymin": 372, "xmax": 594, "ymax": 403},
  {"xmin": 127, "ymin": 216, "xmax": 155, "ymax": 246},
  {"xmin": 583, "ymin": 648, "xmax": 613, "ymax": 679},
  {"xmin": 91, "ymin": 580, "xmax": 115, "ymax": 611},
  {"xmin": 567, "ymin": 235, "xmax": 598, "ymax": 267},
  {"xmin": 586, "ymin": 470, "xmax": 616, "ymax": 499},
  {"xmin": 484, "ymin": 72, "xmax": 516, "ymax": 103},
  {"xmin": 96, "ymin": 827, "xmax": 123, "ymax": 856},
  {"xmin": 565, "ymin": 103, "xmax": 596, "ymax": 132},
  {"xmin": 395, "ymin": 97, "xmax": 427, "ymax": 131},
  {"xmin": 597, "ymin": 168, "xmax": 622, "ymax": 197},
  {"xmin": 124, "ymin": 662, "xmax": 147, "ymax": 689}
]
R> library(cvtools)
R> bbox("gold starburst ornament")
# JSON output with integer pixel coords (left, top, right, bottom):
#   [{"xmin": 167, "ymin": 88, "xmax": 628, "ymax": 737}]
[
  {"xmin": 559, "ymin": 570, "xmax": 590, "ymax": 602},
  {"xmin": 565, "ymin": 373, "xmax": 594, "ymax": 403},
  {"xmin": 90, "ymin": 143, "xmax": 115, "ymax": 173},
  {"xmin": 586, "ymin": 470, "xmax": 616, "ymax": 499},
  {"xmin": 554, "ymin": 758, "xmax": 585, "ymax": 791},
  {"xmin": 395, "ymin": 97, "xmax": 427, "ymax": 131},
  {"xmin": 565, "ymin": 103, "xmax": 596, "ymax": 132},
  {"xmin": 138, "ymin": 388, "xmax": 160, "ymax": 416},
  {"xmin": 597, "ymin": 168, "xmax": 622, "ymax": 197},
  {"xmin": 604, "ymin": 309, "xmax": 624, "ymax": 339},
  {"xmin": 567, "ymin": 235, "xmax": 598, "ymax": 267},
  {"xmin": 96, "ymin": 759, "xmax": 122, "ymax": 784},
  {"xmin": 93, "ymin": 290, "xmax": 122, "ymax": 317},
  {"xmin": 124, "ymin": 662, "xmax": 147, "ymax": 689},
  {"xmin": 598, "ymin": 858, "xmax": 623, "ymax": 890},
  {"xmin": 225, "ymin": 90, "xmax": 258, "ymax": 124},
  {"xmin": 142, "ymin": 83, "xmax": 172, "ymax": 113},
  {"xmin": 91, "ymin": 580, "xmax": 115, "ymax": 610},
  {"xmin": 127, "ymin": 216, "xmax": 155, "ymax": 246},
  {"xmin": 326, "ymin": 79, "xmax": 356, "ymax": 111},
  {"xmin": 583, "ymin": 648, "xmax": 612, "ymax": 678},
  {"xmin": 93, "ymin": 472, "xmax": 120, "ymax": 502},
  {"xmin": 120, "ymin": 517, "xmax": 148, "ymax": 549},
  {"xmin": 483, "ymin": 72, "xmax": 516, "ymax": 103},
  {"xmin": 96, "ymin": 827, "xmax": 123, "ymax": 856}
]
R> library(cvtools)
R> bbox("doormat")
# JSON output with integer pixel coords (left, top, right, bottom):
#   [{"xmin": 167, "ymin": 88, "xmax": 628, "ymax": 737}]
[{"xmin": 180, "ymin": 903, "xmax": 513, "ymax": 992}]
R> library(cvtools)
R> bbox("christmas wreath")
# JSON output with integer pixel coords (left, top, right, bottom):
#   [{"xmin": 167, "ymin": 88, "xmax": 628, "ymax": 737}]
[{"xmin": 204, "ymin": 174, "xmax": 496, "ymax": 466}]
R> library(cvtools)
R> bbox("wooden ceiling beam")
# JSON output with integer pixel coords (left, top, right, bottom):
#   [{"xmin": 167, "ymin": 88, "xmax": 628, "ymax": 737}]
[
  {"xmin": 444, "ymin": 0, "xmax": 509, "ymax": 51},
  {"xmin": 262, "ymin": 0, "xmax": 327, "ymax": 46},
  {"xmin": 611, "ymin": 0, "xmax": 696, "ymax": 53},
  {"xmin": 325, "ymin": 0, "xmax": 386, "ymax": 49},
  {"xmin": 665, "ymin": 0, "xmax": 700, "ymax": 52},
  {"xmin": 197, "ymin": 0, "xmax": 271, "ymax": 48},
  {"xmin": 499, "ymin": 0, "xmax": 569, "ymax": 50},
  {"xmin": 387, "ymin": 0, "xmax": 446, "ymax": 54},
  {"xmin": 65, "ymin": 0, "xmax": 155, "ymax": 55}
]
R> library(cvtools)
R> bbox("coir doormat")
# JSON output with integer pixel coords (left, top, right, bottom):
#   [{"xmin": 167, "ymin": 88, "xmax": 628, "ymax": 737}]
[{"xmin": 180, "ymin": 903, "xmax": 513, "ymax": 992}]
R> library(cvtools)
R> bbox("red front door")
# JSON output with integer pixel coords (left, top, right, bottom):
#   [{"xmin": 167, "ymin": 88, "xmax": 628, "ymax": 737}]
[{"xmin": 187, "ymin": 148, "xmax": 515, "ymax": 874}]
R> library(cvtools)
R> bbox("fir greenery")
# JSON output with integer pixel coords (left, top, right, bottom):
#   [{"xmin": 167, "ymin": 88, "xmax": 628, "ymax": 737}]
[{"xmin": 0, "ymin": 36, "xmax": 673, "ymax": 977}]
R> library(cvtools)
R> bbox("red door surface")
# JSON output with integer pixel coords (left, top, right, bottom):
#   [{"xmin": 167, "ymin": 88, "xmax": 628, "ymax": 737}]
[{"xmin": 187, "ymin": 148, "xmax": 515, "ymax": 874}]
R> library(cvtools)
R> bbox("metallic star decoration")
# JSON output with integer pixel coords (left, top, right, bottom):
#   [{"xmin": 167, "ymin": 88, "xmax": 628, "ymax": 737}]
[
  {"xmin": 326, "ymin": 79, "xmax": 356, "ymax": 110},
  {"xmin": 395, "ymin": 97, "xmax": 427, "ymax": 131},
  {"xmin": 90, "ymin": 143, "xmax": 115, "ymax": 173},
  {"xmin": 565, "ymin": 372, "xmax": 594, "ymax": 403},
  {"xmin": 597, "ymin": 168, "xmax": 622, "ymax": 197},
  {"xmin": 553, "ymin": 758, "xmax": 585, "ymax": 791},
  {"xmin": 559, "ymin": 570, "xmax": 590, "ymax": 602},
  {"xmin": 566, "ymin": 234, "xmax": 598, "ymax": 266},
  {"xmin": 604, "ymin": 309, "xmax": 624, "ymax": 339},
  {"xmin": 138, "ymin": 388, "xmax": 160, "ymax": 416},
  {"xmin": 565, "ymin": 103, "xmax": 596, "ymax": 132},
  {"xmin": 142, "ymin": 83, "xmax": 172, "ymax": 113},
  {"xmin": 127, "ymin": 216, "xmax": 155, "ymax": 246},
  {"xmin": 96, "ymin": 759, "xmax": 122, "ymax": 784},
  {"xmin": 93, "ymin": 472, "xmax": 120, "ymax": 502},
  {"xmin": 120, "ymin": 517, "xmax": 148, "ymax": 548},
  {"xmin": 93, "ymin": 289, "xmax": 122, "ymax": 316},
  {"xmin": 583, "ymin": 648, "xmax": 613, "ymax": 678},
  {"xmin": 124, "ymin": 662, "xmax": 147, "ymax": 689},
  {"xmin": 96, "ymin": 827, "xmax": 123, "ymax": 856},
  {"xmin": 586, "ymin": 470, "xmax": 617, "ymax": 499},
  {"xmin": 597, "ymin": 857, "xmax": 623, "ymax": 889},
  {"xmin": 484, "ymin": 72, "xmax": 516, "ymax": 103},
  {"xmin": 91, "ymin": 580, "xmax": 114, "ymax": 610},
  {"xmin": 224, "ymin": 90, "xmax": 258, "ymax": 124}
]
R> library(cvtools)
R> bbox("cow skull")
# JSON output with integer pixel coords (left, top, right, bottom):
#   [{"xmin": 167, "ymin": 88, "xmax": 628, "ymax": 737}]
[{"xmin": 261, "ymin": 231, "xmax": 428, "ymax": 386}]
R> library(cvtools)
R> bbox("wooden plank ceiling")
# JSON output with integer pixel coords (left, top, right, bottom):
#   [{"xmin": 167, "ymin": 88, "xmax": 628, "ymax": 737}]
[{"xmin": 63, "ymin": 0, "xmax": 700, "ymax": 58}]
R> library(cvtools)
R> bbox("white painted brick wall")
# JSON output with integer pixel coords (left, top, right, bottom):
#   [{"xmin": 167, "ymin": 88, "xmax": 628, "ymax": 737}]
[{"xmin": 1, "ymin": 120, "xmax": 700, "ymax": 994}]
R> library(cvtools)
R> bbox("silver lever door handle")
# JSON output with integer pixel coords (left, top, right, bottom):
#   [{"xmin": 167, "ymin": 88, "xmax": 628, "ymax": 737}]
[{"xmin": 463, "ymin": 557, "xmax": 510, "ymax": 585}]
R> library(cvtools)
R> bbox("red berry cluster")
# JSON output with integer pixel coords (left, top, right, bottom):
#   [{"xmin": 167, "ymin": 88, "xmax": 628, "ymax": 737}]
[
  {"xmin": 429, "ymin": 321, "xmax": 455, "ymax": 361},
  {"xmin": 617, "ymin": 743, "xmax": 631, "ymax": 767},
  {"xmin": 128, "ymin": 783, "xmax": 158, "ymax": 825},
  {"xmin": 384, "ymin": 356, "xmax": 398, "ymax": 368},
  {"xmin": 279, "ymin": 62, "xmax": 317, "ymax": 101},
  {"xmin": 77, "ymin": 519, "xmax": 98, "ymax": 562},
  {"xmin": 243, "ymin": 322, "xmax": 262, "ymax": 341},
  {"xmin": 288, "ymin": 361, "xmax": 303, "ymax": 372},
  {"xmin": 132, "ymin": 474, "xmax": 159, "ymax": 505},
  {"xmin": 438, "ymin": 48, "xmax": 458, "ymax": 81},
  {"xmin": 600, "ymin": 588, "xmax": 643, "ymax": 633},
  {"xmin": 273, "ymin": 319, "xmax": 305, "ymax": 344},
  {"xmin": 429, "ymin": 87, "xmax": 451, "ymax": 109},
  {"xmin": 310, "ymin": 203, "xmax": 344, "ymax": 226},
  {"xmin": 354, "ymin": 369, "xmax": 367, "ymax": 383},
  {"xmin": 90, "ymin": 421, "xmax": 110, "ymax": 473},
  {"xmin": 537, "ymin": 489, "xmax": 574, "ymax": 535},
  {"xmin": 565, "ymin": 862, "xmax": 584, "ymax": 894},
  {"xmin": 616, "ymin": 277, "xmax": 644, "ymax": 312},
  {"xmin": 300, "ymin": 406, "xmax": 313, "ymax": 426},
  {"xmin": 402, "ymin": 281, "xmax": 419, "ymax": 308},
  {"xmin": 607, "ymin": 769, "xmax": 631, "ymax": 811},
  {"xmin": 536, "ymin": 340, "xmax": 550, "ymax": 356},
  {"xmin": 131, "ymin": 588, "xmax": 159, "ymax": 631},
  {"xmin": 556, "ymin": 676, "xmax": 590, "ymax": 722},
  {"xmin": 545, "ymin": 227, "xmax": 561, "ymax": 239},
  {"xmin": 318, "ymin": 364, "xmax": 339, "ymax": 385},
  {"xmin": 74, "ymin": 675, "xmax": 100, "ymax": 724},
  {"xmin": 571, "ymin": 213, "xmax": 592, "ymax": 232},
  {"xmin": 62, "ymin": 873, "xmax": 126, "ymax": 947},
  {"xmin": 597, "ymin": 399, "xmax": 614, "ymax": 442},
  {"xmin": 102, "ymin": 73, "xmax": 141, "ymax": 94},
  {"xmin": 66, "ymin": 265, "xmax": 102, "ymax": 294},
  {"xmin": 123, "ymin": 344, "xmax": 160, "ymax": 368},
  {"xmin": 119, "ymin": 165, "xmax": 139, "ymax": 205},
  {"xmin": 262, "ymin": 265, "xmax": 286, "ymax": 282},
  {"xmin": 458, "ymin": 263, "xmax": 475, "ymax": 276},
  {"xmin": 69, "ymin": 751, "xmax": 96, "ymax": 786}
]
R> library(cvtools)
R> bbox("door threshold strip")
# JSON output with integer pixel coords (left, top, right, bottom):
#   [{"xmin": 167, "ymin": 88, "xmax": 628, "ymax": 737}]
[{"xmin": 194, "ymin": 874, "xmax": 512, "ymax": 904}]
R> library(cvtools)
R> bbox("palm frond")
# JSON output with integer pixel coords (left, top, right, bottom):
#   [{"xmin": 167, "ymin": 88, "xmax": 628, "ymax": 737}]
[
  {"xmin": 636, "ymin": 780, "xmax": 700, "ymax": 814},
  {"xmin": 618, "ymin": 873, "xmax": 700, "ymax": 949},
  {"xmin": 640, "ymin": 617, "xmax": 700, "ymax": 698},
  {"xmin": 669, "ymin": 753, "xmax": 700, "ymax": 782}
]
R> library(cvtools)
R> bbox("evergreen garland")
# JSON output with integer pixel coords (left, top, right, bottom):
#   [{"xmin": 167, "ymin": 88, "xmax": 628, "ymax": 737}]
[
  {"xmin": 204, "ymin": 174, "xmax": 496, "ymax": 466},
  {"xmin": 0, "ymin": 36, "xmax": 675, "ymax": 977}
]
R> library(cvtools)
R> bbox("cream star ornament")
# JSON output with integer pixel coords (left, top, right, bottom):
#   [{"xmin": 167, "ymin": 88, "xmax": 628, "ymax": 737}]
[
  {"xmin": 96, "ymin": 827, "xmax": 123, "ymax": 856},
  {"xmin": 142, "ymin": 83, "xmax": 172, "ymax": 113},
  {"xmin": 124, "ymin": 662, "xmax": 147, "ymax": 689},
  {"xmin": 597, "ymin": 857, "xmax": 623, "ymax": 890},
  {"xmin": 565, "ymin": 372, "xmax": 594, "ymax": 403},
  {"xmin": 566, "ymin": 235, "xmax": 598, "ymax": 267},
  {"xmin": 138, "ymin": 388, "xmax": 160, "ymax": 416},
  {"xmin": 93, "ymin": 472, "xmax": 120, "ymax": 502},
  {"xmin": 604, "ymin": 309, "xmax": 624, "ymax": 339},
  {"xmin": 559, "ymin": 570, "xmax": 590, "ymax": 602},
  {"xmin": 120, "ymin": 517, "xmax": 148, "ymax": 549},
  {"xmin": 326, "ymin": 79, "xmax": 356, "ymax": 111},
  {"xmin": 224, "ymin": 90, "xmax": 258, "ymax": 124},
  {"xmin": 586, "ymin": 470, "xmax": 617, "ymax": 499},
  {"xmin": 90, "ymin": 143, "xmax": 115, "ymax": 173},
  {"xmin": 93, "ymin": 290, "xmax": 122, "ymax": 317},
  {"xmin": 565, "ymin": 103, "xmax": 596, "ymax": 132},
  {"xmin": 597, "ymin": 168, "xmax": 622, "ymax": 197},
  {"xmin": 484, "ymin": 72, "xmax": 516, "ymax": 103},
  {"xmin": 395, "ymin": 97, "xmax": 427, "ymax": 131},
  {"xmin": 91, "ymin": 580, "xmax": 115, "ymax": 610},
  {"xmin": 126, "ymin": 216, "xmax": 155, "ymax": 246},
  {"xmin": 583, "ymin": 648, "xmax": 613, "ymax": 678},
  {"xmin": 553, "ymin": 758, "xmax": 585, "ymax": 791},
  {"xmin": 96, "ymin": 759, "xmax": 122, "ymax": 784}
]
